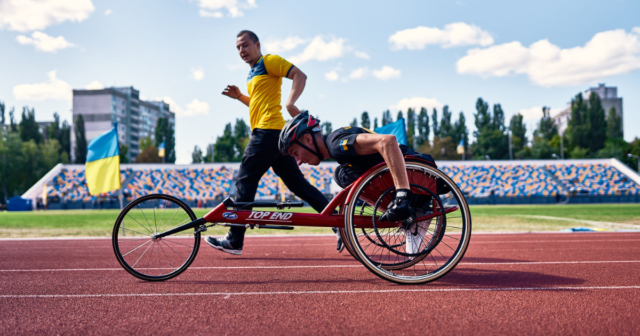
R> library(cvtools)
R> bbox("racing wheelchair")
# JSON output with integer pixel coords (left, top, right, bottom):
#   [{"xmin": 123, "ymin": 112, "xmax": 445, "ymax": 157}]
[{"xmin": 112, "ymin": 157, "xmax": 471, "ymax": 284}]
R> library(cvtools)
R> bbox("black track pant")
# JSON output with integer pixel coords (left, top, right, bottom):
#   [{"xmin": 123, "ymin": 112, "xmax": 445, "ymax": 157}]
[{"xmin": 228, "ymin": 129, "xmax": 329, "ymax": 247}]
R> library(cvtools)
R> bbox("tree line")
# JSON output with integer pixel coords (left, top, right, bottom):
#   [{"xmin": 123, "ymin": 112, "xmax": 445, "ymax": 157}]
[
  {"xmin": 200, "ymin": 91, "xmax": 639, "ymax": 170},
  {"xmin": 0, "ymin": 101, "xmax": 176, "ymax": 204},
  {"xmin": 0, "ymin": 102, "xmax": 71, "ymax": 203}
]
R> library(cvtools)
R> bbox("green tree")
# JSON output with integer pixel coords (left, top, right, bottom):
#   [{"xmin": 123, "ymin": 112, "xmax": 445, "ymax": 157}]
[
  {"xmin": 509, "ymin": 113, "xmax": 527, "ymax": 153},
  {"xmin": 8, "ymin": 107, "xmax": 17, "ymax": 132},
  {"xmin": 119, "ymin": 144, "xmax": 129, "ymax": 164},
  {"xmin": 360, "ymin": 111, "xmax": 370, "ymax": 129},
  {"xmin": 234, "ymin": 118, "xmax": 250, "ymax": 157},
  {"xmin": 471, "ymin": 98, "xmax": 508, "ymax": 160},
  {"xmin": 373, "ymin": 118, "xmax": 378, "ymax": 130},
  {"xmin": 566, "ymin": 93, "xmax": 589, "ymax": 155},
  {"xmin": 74, "ymin": 114, "xmax": 87, "ymax": 163},
  {"xmin": 0, "ymin": 101, "xmax": 5, "ymax": 128},
  {"xmin": 439, "ymin": 105, "xmax": 453, "ymax": 138},
  {"xmin": 381, "ymin": 110, "xmax": 393, "ymax": 125},
  {"xmin": 154, "ymin": 117, "xmax": 175, "ymax": 163},
  {"xmin": 396, "ymin": 111, "xmax": 403, "ymax": 121},
  {"xmin": 139, "ymin": 135, "xmax": 155, "ymax": 151},
  {"xmin": 322, "ymin": 121, "xmax": 333, "ymax": 135},
  {"xmin": 606, "ymin": 106, "xmax": 623, "ymax": 139},
  {"xmin": 406, "ymin": 108, "xmax": 415, "ymax": 149},
  {"xmin": 19, "ymin": 107, "xmax": 42, "ymax": 144},
  {"xmin": 432, "ymin": 108, "xmax": 439, "ymax": 137},
  {"xmin": 533, "ymin": 107, "xmax": 558, "ymax": 141},
  {"xmin": 586, "ymin": 92, "xmax": 607, "ymax": 153},
  {"xmin": 452, "ymin": 111, "xmax": 469, "ymax": 157},
  {"xmin": 192, "ymin": 145, "xmax": 203, "ymax": 163},
  {"xmin": 213, "ymin": 123, "xmax": 236, "ymax": 162},
  {"xmin": 416, "ymin": 107, "xmax": 430, "ymax": 148},
  {"xmin": 350, "ymin": 118, "xmax": 358, "ymax": 127}
]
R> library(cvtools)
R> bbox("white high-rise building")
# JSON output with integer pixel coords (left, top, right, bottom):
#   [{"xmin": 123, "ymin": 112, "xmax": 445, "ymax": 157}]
[{"xmin": 71, "ymin": 87, "xmax": 175, "ymax": 162}]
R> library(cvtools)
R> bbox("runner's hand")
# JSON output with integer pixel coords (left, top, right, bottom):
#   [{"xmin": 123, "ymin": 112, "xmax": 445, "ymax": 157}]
[
  {"xmin": 286, "ymin": 103, "xmax": 302, "ymax": 117},
  {"xmin": 222, "ymin": 85, "xmax": 242, "ymax": 99}
]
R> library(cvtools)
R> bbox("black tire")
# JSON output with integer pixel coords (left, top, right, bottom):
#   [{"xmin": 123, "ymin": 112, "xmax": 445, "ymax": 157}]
[
  {"xmin": 112, "ymin": 194, "xmax": 200, "ymax": 281},
  {"xmin": 344, "ymin": 161, "xmax": 471, "ymax": 284}
]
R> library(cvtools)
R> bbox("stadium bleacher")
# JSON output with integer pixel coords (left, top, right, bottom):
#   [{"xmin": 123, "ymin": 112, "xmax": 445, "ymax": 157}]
[
  {"xmin": 546, "ymin": 164, "xmax": 640, "ymax": 196},
  {"xmin": 442, "ymin": 164, "xmax": 560, "ymax": 197},
  {"xmin": 46, "ymin": 165, "xmax": 335, "ymax": 202},
  {"xmin": 40, "ymin": 160, "xmax": 640, "ymax": 207}
]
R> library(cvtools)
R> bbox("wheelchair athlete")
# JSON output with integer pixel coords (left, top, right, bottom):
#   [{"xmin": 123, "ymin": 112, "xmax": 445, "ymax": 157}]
[{"xmin": 278, "ymin": 111, "xmax": 436, "ymax": 224}]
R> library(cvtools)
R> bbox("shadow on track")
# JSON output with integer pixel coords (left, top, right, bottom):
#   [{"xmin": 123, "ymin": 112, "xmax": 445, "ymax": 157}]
[{"xmin": 437, "ymin": 268, "xmax": 585, "ymax": 287}]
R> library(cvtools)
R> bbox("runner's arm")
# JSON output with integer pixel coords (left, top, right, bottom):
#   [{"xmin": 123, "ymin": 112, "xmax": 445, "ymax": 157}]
[
  {"xmin": 285, "ymin": 67, "xmax": 306, "ymax": 117},
  {"xmin": 222, "ymin": 85, "xmax": 250, "ymax": 107},
  {"xmin": 352, "ymin": 133, "xmax": 410, "ymax": 189}
]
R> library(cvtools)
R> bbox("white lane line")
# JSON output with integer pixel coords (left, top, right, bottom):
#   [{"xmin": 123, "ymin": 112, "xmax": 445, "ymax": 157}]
[
  {"xmin": 2, "ymin": 286, "xmax": 640, "ymax": 298},
  {"xmin": 2, "ymin": 260, "xmax": 639, "ymax": 272},
  {"xmin": 515, "ymin": 215, "xmax": 640, "ymax": 228},
  {"xmin": 471, "ymin": 239, "xmax": 640, "ymax": 244},
  {"xmin": 2, "ymin": 239, "xmax": 640, "ymax": 249}
]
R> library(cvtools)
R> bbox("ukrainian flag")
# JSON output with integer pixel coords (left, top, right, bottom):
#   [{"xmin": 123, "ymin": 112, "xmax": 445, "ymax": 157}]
[
  {"xmin": 86, "ymin": 126, "xmax": 121, "ymax": 195},
  {"xmin": 158, "ymin": 141, "xmax": 165, "ymax": 158}
]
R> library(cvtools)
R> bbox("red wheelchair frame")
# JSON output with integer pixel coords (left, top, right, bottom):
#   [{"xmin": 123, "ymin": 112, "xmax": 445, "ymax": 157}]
[{"xmin": 113, "ymin": 156, "xmax": 472, "ymax": 285}]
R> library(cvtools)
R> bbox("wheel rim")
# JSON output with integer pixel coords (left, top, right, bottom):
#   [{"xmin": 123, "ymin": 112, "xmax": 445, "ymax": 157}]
[
  {"xmin": 346, "ymin": 162, "xmax": 471, "ymax": 283},
  {"xmin": 113, "ymin": 195, "xmax": 199, "ymax": 280}
]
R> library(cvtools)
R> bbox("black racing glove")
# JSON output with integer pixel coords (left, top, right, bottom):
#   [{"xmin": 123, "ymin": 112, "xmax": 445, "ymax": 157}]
[{"xmin": 379, "ymin": 189, "xmax": 414, "ymax": 222}]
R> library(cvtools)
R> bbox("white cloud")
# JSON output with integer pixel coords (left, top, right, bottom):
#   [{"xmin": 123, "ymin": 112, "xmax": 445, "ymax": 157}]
[
  {"xmin": 263, "ymin": 36, "xmax": 306, "ymax": 54},
  {"xmin": 372, "ymin": 66, "xmax": 401, "ymax": 80},
  {"xmin": 13, "ymin": 70, "xmax": 72, "ymax": 101},
  {"xmin": 199, "ymin": 9, "xmax": 223, "ymax": 18},
  {"xmin": 104, "ymin": 9, "xmax": 112, "ymax": 15},
  {"xmin": 389, "ymin": 22, "xmax": 494, "ymax": 50},
  {"xmin": 349, "ymin": 67, "xmax": 369, "ymax": 79},
  {"xmin": 354, "ymin": 50, "xmax": 370, "ymax": 59},
  {"xmin": 0, "ymin": 0, "xmax": 94, "ymax": 32},
  {"xmin": 194, "ymin": 0, "xmax": 257, "ymax": 18},
  {"xmin": 324, "ymin": 70, "xmax": 339, "ymax": 81},
  {"xmin": 456, "ymin": 27, "xmax": 640, "ymax": 87},
  {"xmin": 162, "ymin": 97, "xmax": 210, "ymax": 117},
  {"xmin": 191, "ymin": 67, "xmax": 205, "ymax": 81},
  {"xmin": 16, "ymin": 31, "xmax": 75, "ymax": 53},
  {"xmin": 390, "ymin": 97, "xmax": 445, "ymax": 112},
  {"xmin": 289, "ymin": 36, "xmax": 348, "ymax": 64},
  {"xmin": 517, "ymin": 106, "xmax": 564, "ymax": 121},
  {"xmin": 85, "ymin": 80, "xmax": 104, "ymax": 90}
]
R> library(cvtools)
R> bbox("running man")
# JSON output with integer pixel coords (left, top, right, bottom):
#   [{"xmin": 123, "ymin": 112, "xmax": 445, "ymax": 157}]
[
  {"xmin": 205, "ymin": 30, "xmax": 334, "ymax": 255},
  {"xmin": 279, "ymin": 111, "xmax": 437, "ymax": 223}
]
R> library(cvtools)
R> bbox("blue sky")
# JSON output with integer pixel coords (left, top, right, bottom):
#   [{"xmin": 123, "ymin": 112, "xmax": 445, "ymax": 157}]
[{"xmin": 1, "ymin": 0, "xmax": 639, "ymax": 164}]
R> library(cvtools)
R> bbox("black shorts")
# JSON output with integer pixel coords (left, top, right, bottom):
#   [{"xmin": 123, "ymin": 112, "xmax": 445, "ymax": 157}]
[{"xmin": 333, "ymin": 149, "xmax": 435, "ymax": 189}]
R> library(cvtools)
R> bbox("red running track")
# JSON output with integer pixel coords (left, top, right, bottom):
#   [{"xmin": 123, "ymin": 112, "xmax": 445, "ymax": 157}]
[{"xmin": 1, "ymin": 232, "xmax": 640, "ymax": 335}]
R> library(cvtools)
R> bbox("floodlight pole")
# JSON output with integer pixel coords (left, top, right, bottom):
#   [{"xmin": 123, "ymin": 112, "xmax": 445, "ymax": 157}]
[
  {"xmin": 560, "ymin": 133, "xmax": 564, "ymax": 159},
  {"xmin": 629, "ymin": 154, "xmax": 640, "ymax": 174}
]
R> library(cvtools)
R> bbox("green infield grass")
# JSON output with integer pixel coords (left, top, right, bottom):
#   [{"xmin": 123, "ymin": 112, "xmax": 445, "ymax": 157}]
[{"xmin": 1, "ymin": 203, "xmax": 639, "ymax": 238}]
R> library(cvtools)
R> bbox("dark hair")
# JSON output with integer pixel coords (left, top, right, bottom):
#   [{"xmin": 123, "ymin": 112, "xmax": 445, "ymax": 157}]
[{"xmin": 237, "ymin": 30, "xmax": 259, "ymax": 43}]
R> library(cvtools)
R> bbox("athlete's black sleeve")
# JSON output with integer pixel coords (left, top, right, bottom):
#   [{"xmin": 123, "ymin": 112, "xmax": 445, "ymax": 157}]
[{"xmin": 326, "ymin": 129, "xmax": 361, "ymax": 162}]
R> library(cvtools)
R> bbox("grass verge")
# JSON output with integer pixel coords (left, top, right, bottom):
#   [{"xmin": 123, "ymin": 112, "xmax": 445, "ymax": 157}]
[{"xmin": 1, "ymin": 204, "xmax": 639, "ymax": 238}]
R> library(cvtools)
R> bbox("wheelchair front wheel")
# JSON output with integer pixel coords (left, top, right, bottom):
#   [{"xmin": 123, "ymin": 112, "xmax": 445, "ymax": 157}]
[{"xmin": 112, "ymin": 194, "xmax": 200, "ymax": 281}]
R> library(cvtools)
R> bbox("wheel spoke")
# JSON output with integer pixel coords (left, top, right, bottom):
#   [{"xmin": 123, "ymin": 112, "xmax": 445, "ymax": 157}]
[{"xmin": 122, "ymin": 239, "xmax": 152, "ymax": 257}]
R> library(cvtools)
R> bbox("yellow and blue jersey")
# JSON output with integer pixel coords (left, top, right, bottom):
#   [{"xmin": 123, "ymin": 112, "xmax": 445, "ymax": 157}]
[{"xmin": 246, "ymin": 54, "xmax": 294, "ymax": 130}]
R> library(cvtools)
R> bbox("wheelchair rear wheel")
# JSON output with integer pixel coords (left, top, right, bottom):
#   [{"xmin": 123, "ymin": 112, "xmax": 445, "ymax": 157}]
[{"xmin": 344, "ymin": 161, "xmax": 471, "ymax": 284}]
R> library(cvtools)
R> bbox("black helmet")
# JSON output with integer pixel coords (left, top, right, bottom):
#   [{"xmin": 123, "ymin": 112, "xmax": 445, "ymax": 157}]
[{"xmin": 278, "ymin": 110, "xmax": 324, "ymax": 160}]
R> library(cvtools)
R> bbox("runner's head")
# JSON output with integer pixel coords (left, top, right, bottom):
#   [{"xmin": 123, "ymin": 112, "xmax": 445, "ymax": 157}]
[
  {"xmin": 279, "ymin": 111, "xmax": 325, "ymax": 166},
  {"xmin": 236, "ymin": 30, "xmax": 261, "ymax": 64}
]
